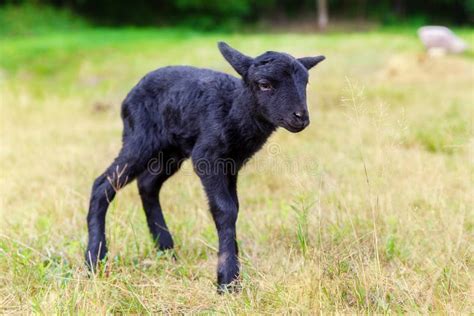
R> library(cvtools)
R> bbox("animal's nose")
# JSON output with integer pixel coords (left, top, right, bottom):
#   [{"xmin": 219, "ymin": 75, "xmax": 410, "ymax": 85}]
[
  {"xmin": 292, "ymin": 110, "xmax": 310, "ymax": 128},
  {"xmin": 293, "ymin": 111, "xmax": 308, "ymax": 121},
  {"xmin": 293, "ymin": 111, "xmax": 304, "ymax": 119}
]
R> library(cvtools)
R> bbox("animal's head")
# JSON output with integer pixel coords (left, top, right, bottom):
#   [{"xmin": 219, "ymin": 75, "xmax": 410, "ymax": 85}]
[{"xmin": 218, "ymin": 42, "xmax": 325, "ymax": 133}]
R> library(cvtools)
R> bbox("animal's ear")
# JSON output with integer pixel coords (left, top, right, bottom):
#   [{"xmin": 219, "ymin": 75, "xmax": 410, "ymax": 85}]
[
  {"xmin": 218, "ymin": 42, "xmax": 253, "ymax": 77},
  {"xmin": 297, "ymin": 56, "xmax": 326, "ymax": 70}
]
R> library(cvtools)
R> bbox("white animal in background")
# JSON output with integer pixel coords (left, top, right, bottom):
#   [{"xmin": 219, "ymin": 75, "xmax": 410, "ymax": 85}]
[{"xmin": 418, "ymin": 26, "xmax": 468, "ymax": 55}]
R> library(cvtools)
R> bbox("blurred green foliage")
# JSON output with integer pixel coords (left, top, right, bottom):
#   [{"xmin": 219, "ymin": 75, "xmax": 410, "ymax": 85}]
[
  {"xmin": 0, "ymin": 0, "xmax": 472, "ymax": 33},
  {"xmin": 0, "ymin": 3, "xmax": 87, "ymax": 36}
]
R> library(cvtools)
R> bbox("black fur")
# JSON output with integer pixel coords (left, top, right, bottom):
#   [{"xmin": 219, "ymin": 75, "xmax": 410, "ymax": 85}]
[{"xmin": 85, "ymin": 42, "xmax": 324, "ymax": 291}]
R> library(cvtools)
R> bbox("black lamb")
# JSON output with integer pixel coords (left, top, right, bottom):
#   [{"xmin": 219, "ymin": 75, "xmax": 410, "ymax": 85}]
[{"xmin": 85, "ymin": 41, "xmax": 325, "ymax": 291}]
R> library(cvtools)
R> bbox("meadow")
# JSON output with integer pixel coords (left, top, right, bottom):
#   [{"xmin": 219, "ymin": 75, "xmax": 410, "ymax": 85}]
[{"xmin": 0, "ymin": 27, "xmax": 473, "ymax": 313}]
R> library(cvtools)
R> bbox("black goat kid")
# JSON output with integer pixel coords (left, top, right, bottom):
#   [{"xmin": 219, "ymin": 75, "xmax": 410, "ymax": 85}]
[{"xmin": 85, "ymin": 42, "xmax": 325, "ymax": 291}]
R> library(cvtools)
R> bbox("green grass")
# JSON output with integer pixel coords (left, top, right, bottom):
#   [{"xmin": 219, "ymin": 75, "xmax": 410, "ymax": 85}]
[{"xmin": 0, "ymin": 27, "xmax": 473, "ymax": 313}]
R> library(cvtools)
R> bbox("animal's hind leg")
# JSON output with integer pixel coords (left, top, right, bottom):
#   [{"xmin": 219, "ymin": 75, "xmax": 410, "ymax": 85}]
[
  {"xmin": 85, "ymin": 149, "xmax": 149, "ymax": 270},
  {"xmin": 137, "ymin": 153, "xmax": 182, "ymax": 251}
]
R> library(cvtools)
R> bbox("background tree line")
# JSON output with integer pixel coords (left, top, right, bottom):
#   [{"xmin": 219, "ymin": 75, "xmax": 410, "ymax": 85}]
[{"xmin": 2, "ymin": 0, "xmax": 473, "ymax": 29}]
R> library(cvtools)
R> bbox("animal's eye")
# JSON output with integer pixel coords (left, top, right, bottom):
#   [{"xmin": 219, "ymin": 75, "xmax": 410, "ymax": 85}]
[{"xmin": 258, "ymin": 80, "xmax": 273, "ymax": 91}]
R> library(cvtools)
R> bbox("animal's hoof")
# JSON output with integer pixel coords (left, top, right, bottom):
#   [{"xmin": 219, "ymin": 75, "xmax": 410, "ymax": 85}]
[
  {"xmin": 217, "ymin": 280, "xmax": 242, "ymax": 294},
  {"xmin": 85, "ymin": 246, "xmax": 107, "ymax": 272},
  {"xmin": 157, "ymin": 233, "xmax": 174, "ymax": 251}
]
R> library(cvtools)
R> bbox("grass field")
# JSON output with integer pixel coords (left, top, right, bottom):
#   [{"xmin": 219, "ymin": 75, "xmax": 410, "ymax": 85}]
[{"xmin": 1, "ymin": 28, "xmax": 473, "ymax": 313}]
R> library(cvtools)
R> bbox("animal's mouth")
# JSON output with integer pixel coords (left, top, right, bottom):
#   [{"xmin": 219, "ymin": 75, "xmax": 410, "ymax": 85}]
[{"xmin": 279, "ymin": 119, "xmax": 309, "ymax": 133}]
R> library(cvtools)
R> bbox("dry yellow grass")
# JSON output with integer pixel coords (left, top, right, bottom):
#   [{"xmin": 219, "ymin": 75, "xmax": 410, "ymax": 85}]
[{"xmin": 0, "ymin": 29, "xmax": 473, "ymax": 313}]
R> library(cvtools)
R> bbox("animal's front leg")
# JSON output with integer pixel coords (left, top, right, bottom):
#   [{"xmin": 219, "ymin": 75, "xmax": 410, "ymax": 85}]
[{"xmin": 199, "ymin": 173, "xmax": 240, "ymax": 292}]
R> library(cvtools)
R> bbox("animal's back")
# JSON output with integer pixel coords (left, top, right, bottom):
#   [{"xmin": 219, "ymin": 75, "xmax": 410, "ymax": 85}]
[{"xmin": 120, "ymin": 65, "xmax": 240, "ymax": 151}]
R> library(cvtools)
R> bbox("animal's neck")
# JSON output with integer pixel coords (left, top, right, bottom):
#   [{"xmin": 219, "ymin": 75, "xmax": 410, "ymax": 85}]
[
  {"xmin": 230, "ymin": 85, "xmax": 276, "ymax": 139},
  {"xmin": 226, "ymin": 84, "xmax": 276, "ymax": 160}
]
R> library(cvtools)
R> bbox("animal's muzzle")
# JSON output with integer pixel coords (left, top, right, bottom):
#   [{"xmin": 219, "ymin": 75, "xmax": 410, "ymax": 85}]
[{"xmin": 289, "ymin": 110, "xmax": 310, "ymax": 130}]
